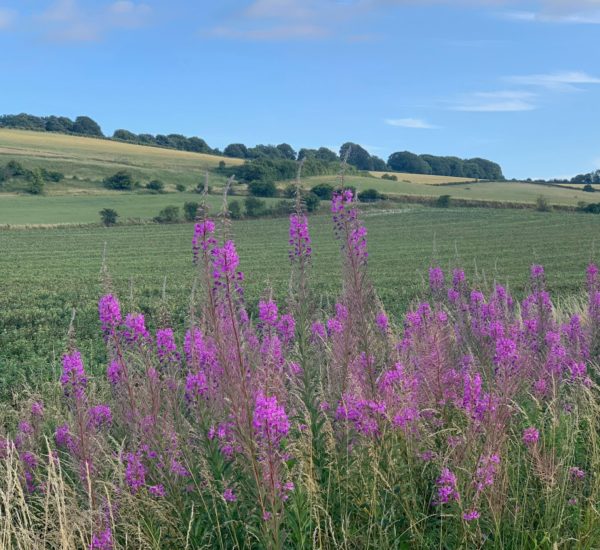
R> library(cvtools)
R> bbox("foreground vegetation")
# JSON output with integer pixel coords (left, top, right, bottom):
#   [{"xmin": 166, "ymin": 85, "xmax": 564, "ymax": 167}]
[{"xmin": 1, "ymin": 190, "xmax": 599, "ymax": 549}]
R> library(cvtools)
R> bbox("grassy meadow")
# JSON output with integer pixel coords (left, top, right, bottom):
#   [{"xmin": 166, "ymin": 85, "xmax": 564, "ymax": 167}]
[{"xmin": 369, "ymin": 170, "xmax": 477, "ymax": 184}]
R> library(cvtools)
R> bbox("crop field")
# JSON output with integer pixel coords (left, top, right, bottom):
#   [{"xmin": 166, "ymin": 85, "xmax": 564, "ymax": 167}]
[
  {"xmin": 0, "ymin": 191, "xmax": 275, "ymax": 226},
  {"xmin": 0, "ymin": 128, "xmax": 242, "ymax": 191},
  {"xmin": 2, "ymin": 206, "xmax": 598, "ymax": 395},
  {"xmin": 369, "ymin": 170, "xmax": 477, "ymax": 184},
  {"xmin": 301, "ymin": 174, "xmax": 597, "ymax": 206}
]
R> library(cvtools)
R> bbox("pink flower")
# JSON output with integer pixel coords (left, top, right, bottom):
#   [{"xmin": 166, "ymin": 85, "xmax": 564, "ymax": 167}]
[{"xmin": 523, "ymin": 427, "xmax": 540, "ymax": 446}]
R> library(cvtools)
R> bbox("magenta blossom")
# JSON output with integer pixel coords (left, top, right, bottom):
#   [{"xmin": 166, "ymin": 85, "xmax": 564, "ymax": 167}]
[{"xmin": 523, "ymin": 427, "xmax": 540, "ymax": 446}]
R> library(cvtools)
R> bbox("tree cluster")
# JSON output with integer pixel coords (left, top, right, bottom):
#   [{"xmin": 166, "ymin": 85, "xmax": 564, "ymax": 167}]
[
  {"xmin": 387, "ymin": 152, "xmax": 504, "ymax": 180},
  {"xmin": 571, "ymin": 170, "xmax": 600, "ymax": 185},
  {"xmin": 0, "ymin": 113, "xmax": 104, "ymax": 137}
]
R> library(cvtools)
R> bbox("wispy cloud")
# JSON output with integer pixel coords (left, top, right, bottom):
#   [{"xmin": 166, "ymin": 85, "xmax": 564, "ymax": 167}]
[
  {"xmin": 500, "ymin": 1, "xmax": 600, "ymax": 24},
  {"xmin": 385, "ymin": 117, "xmax": 440, "ymax": 129},
  {"xmin": 209, "ymin": 23, "xmax": 328, "ymax": 40},
  {"xmin": 0, "ymin": 8, "xmax": 17, "ymax": 30},
  {"xmin": 38, "ymin": 0, "xmax": 152, "ymax": 42},
  {"xmin": 451, "ymin": 91, "xmax": 538, "ymax": 112},
  {"xmin": 506, "ymin": 71, "xmax": 600, "ymax": 91}
]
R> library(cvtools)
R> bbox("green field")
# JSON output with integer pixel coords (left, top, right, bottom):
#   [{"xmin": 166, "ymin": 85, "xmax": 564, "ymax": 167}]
[
  {"xmin": 0, "ymin": 128, "xmax": 242, "ymax": 192},
  {"xmin": 300, "ymin": 175, "xmax": 597, "ymax": 206},
  {"xmin": 2, "ymin": 207, "xmax": 598, "ymax": 398},
  {"xmin": 0, "ymin": 192, "xmax": 269, "ymax": 226}
]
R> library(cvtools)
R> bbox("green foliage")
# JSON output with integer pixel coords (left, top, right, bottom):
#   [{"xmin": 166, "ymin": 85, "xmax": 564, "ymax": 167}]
[
  {"xmin": 435, "ymin": 194, "xmax": 451, "ymax": 208},
  {"xmin": 577, "ymin": 201, "xmax": 600, "ymax": 213},
  {"xmin": 146, "ymin": 179, "xmax": 165, "ymax": 193},
  {"xmin": 381, "ymin": 173, "xmax": 398, "ymax": 181},
  {"xmin": 340, "ymin": 142, "xmax": 375, "ymax": 170},
  {"xmin": 388, "ymin": 152, "xmax": 503, "ymax": 179},
  {"xmin": 40, "ymin": 168, "xmax": 64, "ymax": 182},
  {"xmin": 154, "ymin": 205, "xmax": 181, "ymax": 223},
  {"xmin": 311, "ymin": 182, "xmax": 334, "ymax": 200},
  {"xmin": 572, "ymin": 169, "xmax": 600, "ymax": 184},
  {"xmin": 103, "ymin": 170, "xmax": 134, "ymax": 190},
  {"xmin": 388, "ymin": 151, "xmax": 432, "ymax": 174},
  {"xmin": 183, "ymin": 201, "xmax": 199, "ymax": 222},
  {"xmin": 248, "ymin": 180, "xmax": 277, "ymax": 197},
  {"xmin": 298, "ymin": 147, "xmax": 338, "ymax": 163},
  {"xmin": 71, "ymin": 116, "xmax": 104, "ymax": 137},
  {"xmin": 357, "ymin": 188, "xmax": 384, "ymax": 202},
  {"xmin": 244, "ymin": 196, "xmax": 267, "ymax": 217},
  {"xmin": 27, "ymin": 169, "xmax": 45, "ymax": 195},
  {"xmin": 583, "ymin": 184, "xmax": 595, "ymax": 193},
  {"xmin": 224, "ymin": 143, "xmax": 249, "ymax": 158},
  {"xmin": 99, "ymin": 208, "xmax": 118, "ymax": 226},
  {"xmin": 175, "ymin": 184, "xmax": 187, "ymax": 192},
  {"xmin": 229, "ymin": 200, "xmax": 242, "ymax": 219},
  {"xmin": 536, "ymin": 195, "xmax": 551, "ymax": 212},
  {"xmin": 303, "ymin": 192, "xmax": 321, "ymax": 212}
]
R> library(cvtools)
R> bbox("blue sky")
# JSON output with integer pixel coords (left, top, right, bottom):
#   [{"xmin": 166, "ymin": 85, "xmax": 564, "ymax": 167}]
[{"xmin": 0, "ymin": 1, "xmax": 599, "ymax": 179}]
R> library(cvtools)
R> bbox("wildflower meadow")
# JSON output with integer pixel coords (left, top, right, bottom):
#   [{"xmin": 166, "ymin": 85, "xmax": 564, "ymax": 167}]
[{"xmin": 1, "ymin": 186, "xmax": 600, "ymax": 549}]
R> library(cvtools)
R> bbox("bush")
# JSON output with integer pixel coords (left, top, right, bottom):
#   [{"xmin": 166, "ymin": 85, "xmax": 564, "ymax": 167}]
[
  {"xmin": 244, "ymin": 196, "xmax": 267, "ymax": 217},
  {"xmin": 248, "ymin": 180, "xmax": 277, "ymax": 197},
  {"xmin": 146, "ymin": 180, "xmax": 165, "ymax": 193},
  {"xmin": 184, "ymin": 201, "xmax": 199, "ymax": 222},
  {"xmin": 381, "ymin": 173, "xmax": 398, "ymax": 181},
  {"xmin": 311, "ymin": 183, "xmax": 334, "ymax": 200},
  {"xmin": 103, "ymin": 170, "xmax": 134, "ymax": 191},
  {"xmin": 357, "ymin": 188, "xmax": 384, "ymax": 202},
  {"xmin": 176, "ymin": 184, "xmax": 187, "ymax": 192},
  {"xmin": 304, "ymin": 192, "xmax": 321, "ymax": 212},
  {"xmin": 99, "ymin": 208, "xmax": 118, "ymax": 226},
  {"xmin": 41, "ymin": 169, "xmax": 64, "ymax": 183},
  {"xmin": 435, "ymin": 194, "xmax": 451, "ymax": 208},
  {"xmin": 154, "ymin": 205, "xmax": 180, "ymax": 223},
  {"xmin": 27, "ymin": 169, "xmax": 45, "ymax": 195},
  {"xmin": 583, "ymin": 184, "xmax": 595, "ymax": 193},
  {"xmin": 229, "ymin": 200, "xmax": 242, "ymax": 219},
  {"xmin": 535, "ymin": 195, "xmax": 551, "ymax": 212}
]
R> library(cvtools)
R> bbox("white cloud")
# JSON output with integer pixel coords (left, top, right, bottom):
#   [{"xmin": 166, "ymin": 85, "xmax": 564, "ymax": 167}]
[
  {"xmin": 209, "ymin": 23, "xmax": 328, "ymax": 40},
  {"xmin": 451, "ymin": 91, "xmax": 538, "ymax": 112},
  {"xmin": 38, "ymin": 0, "xmax": 152, "ymax": 42},
  {"xmin": 385, "ymin": 118, "xmax": 440, "ymax": 129},
  {"xmin": 244, "ymin": 0, "xmax": 315, "ymax": 20},
  {"xmin": 0, "ymin": 8, "xmax": 17, "ymax": 29},
  {"xmin": 507, "ymin": 71, "xmax": 600, "ymax": 90}
]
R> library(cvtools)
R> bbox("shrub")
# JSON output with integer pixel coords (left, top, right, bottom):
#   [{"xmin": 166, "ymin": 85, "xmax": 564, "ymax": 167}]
[
  {"xmin": 184, "ymin": 201, "xmax": 199, "ymax": 222},
  {"xmin": 311, "ymin": 182, "xmax": 334, "ymax": 200},
  {"xmin": 146, "ymin": 180, "xmax": 165, "ymax": 193},
  {"xmin": 176, "ymin": 183, "xmax": 187, "ymax": 192},
  {"xmin": 304, "ymin": 191, "xmax": 321, "ymax": 212},
  {"xmin": 154, "ymin": 205, "xmax": 180, "ymax": 223},
  {"xmin": 535, "ymin": 195, "xmax": 551, "ymax": 212},
  {"xmin": 99, "ymin": 208, "xmax": 118, "ymax": 226},
  {"xmin": 244, "ymin": 196, "xmax": 267, "ymax": 217},
  {"xmin": 27, "ymin": 169, "xmax": 45, "ymax": 195},
  {"xmin": 229, "ymin": 199, "xmax": 242, "ymax": 219},
  {"xmin": 381, "ymin": 173, "xmax": 398, "ymax": 181},
  {"xmin": 583, "ymin": 184, "xmax": 595, "ymax": 193},
  {"xmin": 435, "ymin": 194, "xmax": 451, "ymax": 208},
  {"xmin": 357, "ymin": 188, "xmax": 383, "ymax": 202},
  {"xmin": 248, "ymin": 180, "xmax": 277, "ymax": 197},
  {"xmin": 103, "ymin": 170, "xmax": 134, "ymax": 191}
]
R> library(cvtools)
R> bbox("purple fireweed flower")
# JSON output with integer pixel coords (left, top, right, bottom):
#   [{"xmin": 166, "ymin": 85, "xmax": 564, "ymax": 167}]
[
  {"xmin": 436, "ymin": 468, "xmax": 460, "ymax": 505},
  {"xmin": 106, "ymin": 361, "xmax": 124, "ymax": 385},
  {"xmin": 474, "ymin": 454, "xmax": 500, "ymax": 493},
  {"xmin": 523, "ymin": 427, "xmax": 540, "ymax": 446},
  {"xmin": 429, "ymin": 266, "xmax": 444, "ymax": 291},
  {"xmin": 531, "ymin": 264, "xmax": 545, "ymax": 279},
  {"xmin": 258, "ymin": 300, "xmax": 278, "ymax": 326},
  {"xmin": 311, "ymin": 321, "xmax": 326, "ymax": 340},
  {"xmin": 90, "ymin": 528, "xmax": 113, "ymax": 550},
  {"xmin": 587, "ymin": 263, "xmax": 598, "ymax": 291},
  {"xmin": 494, "ymin": 338, "xmax": 518, "ymax": 368},
  {"xmin": 253, "ymin": 393, "xmax": 290, "ymax": 446},
  {"xmin": 124, "ymin": 313, "xmax": 149, "ymax": 343},
  {"xmin": 376, "ymin": 311, "xmax": 389, "ymax": 332},
  {"xmin": 452, "ymin": 269, "xmax": 466, "ymax": 287},
  {"xmin": 88, "ymin": 405, "xmax": 112, "ymax": 429},
  {"xmin": 212, "ymin": 240, "xmax": 241, "ymax": 282},
  {"xmin": 192, "ymin": 219, "xmax": 217, "ymax": 262},
  {"xmin": 570, "ymin": 467, "xmax": 585, "ymax": 480},
  {"xmin": 289, "ymin": 213, "xmax": 312, "ymax": 261},
  {"xmin": 124, "ymin": 452, "xmax": 146, "ymax": 493},
  {"xmin": 170, "ymin": 458, "xmax": 190, "ymax": 477},
  {"xmin": 331, "ymin": 189, "xmax": 354, "ymax": 213},
  {"xmin": 185, "ymin": 371, "xmax": 208, "ymax": 401},
  {"xmin": 277, "ymin": 314, "xmax": 296, "ymax": 343},
  {"xmin": 98, "ymin": 294, "xmax": 121, "ymax": 335},
  {"xmin": 31, "ymin": 401, "xmax": 44, "ymax": 418},
  {"xmin": 60, "ymin": 350, "xmax": 88, "ymax": 400},
  {"xmin": 156, "ymin": 328, "xmax": 178, "ymax": 363},
  {"xmin": 223, "ymin": 487, "xmax": 237, "ymax": 502},
  {"xmin": 55, "ymin": 424, "xmax": 74, "ymax": 450},
  {"xmin": 327, "ymin": 317, "xmax": 343, "ymax": 335},
  {"xmin": 18, "ymin": 421, "xmax": 33, "ymax": 435},
  {"xmin": 149, "ymin": 484, "xmax": 166, "ymax": 497},
  {"xmin": 463, "ymin": 510, "xmax": 480, "ymax": 521},
  {"xmin": 336, "ymin": 394, "xmax": 385, "ymax": 437}
]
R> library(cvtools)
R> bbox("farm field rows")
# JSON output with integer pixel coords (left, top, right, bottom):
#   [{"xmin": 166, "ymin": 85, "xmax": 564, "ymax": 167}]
[
  {"xmin": 1, "ymin": 207, "xmax": 598, "ymax": 397},
  {"xmin": 301, "ymin": 175, "xmax": 598, "ymax": 206}
]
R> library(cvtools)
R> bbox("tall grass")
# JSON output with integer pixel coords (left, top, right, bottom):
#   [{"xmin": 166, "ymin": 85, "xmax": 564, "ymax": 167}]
[{"xmin": 1, "ymin": 187, "xmax": 600, "ymax": 549}]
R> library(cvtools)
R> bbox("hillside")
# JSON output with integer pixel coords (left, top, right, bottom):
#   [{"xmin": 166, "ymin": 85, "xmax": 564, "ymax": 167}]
[{"xmin": 0, "ymin": 128, "xmax": 243, "ymax": 193}]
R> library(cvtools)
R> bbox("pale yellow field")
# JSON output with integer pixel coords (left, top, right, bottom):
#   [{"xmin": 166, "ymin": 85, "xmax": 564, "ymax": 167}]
[{"xmin": 369, "ymin": 171, "xmax": 477, "ymax": 185}]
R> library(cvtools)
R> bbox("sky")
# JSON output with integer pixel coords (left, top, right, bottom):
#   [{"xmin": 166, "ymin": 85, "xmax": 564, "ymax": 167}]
[{"xmin": 0, "ymin": 1, "xmax": 599, "ymax": 179}]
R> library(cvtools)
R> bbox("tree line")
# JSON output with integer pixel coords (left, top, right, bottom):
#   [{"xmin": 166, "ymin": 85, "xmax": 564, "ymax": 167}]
[{"xmin": 0, "ymin": 113, "xmax": 505, "ymax": 180}]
